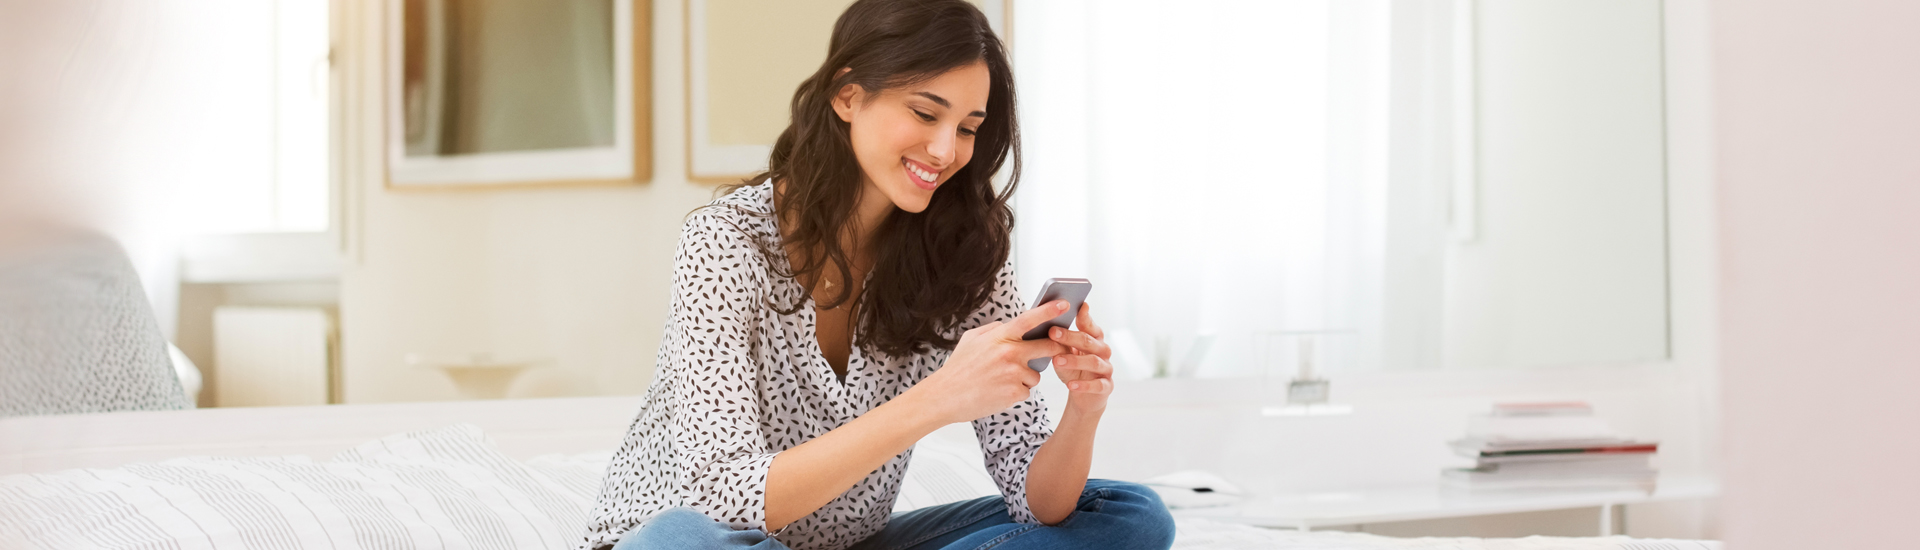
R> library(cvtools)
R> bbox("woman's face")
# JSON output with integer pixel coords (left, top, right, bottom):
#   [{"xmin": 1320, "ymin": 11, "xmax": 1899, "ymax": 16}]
[{"xmin": 832, "ymin": 61, "xmax": 990, "ymax": 214}]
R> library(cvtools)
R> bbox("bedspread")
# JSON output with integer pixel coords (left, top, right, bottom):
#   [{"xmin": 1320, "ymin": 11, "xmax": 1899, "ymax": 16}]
[{"xmin": 0, "ymin": 423, "xmax": 1721, "ymax": 550}]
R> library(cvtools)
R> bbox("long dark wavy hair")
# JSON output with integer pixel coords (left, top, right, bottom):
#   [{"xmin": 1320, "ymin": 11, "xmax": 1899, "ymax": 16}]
[{"xmin": 716, "ymin": 0, "xmax": 1019, "ymax": 358}]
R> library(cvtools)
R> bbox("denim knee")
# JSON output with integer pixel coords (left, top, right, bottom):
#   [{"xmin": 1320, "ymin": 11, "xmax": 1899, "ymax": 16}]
[
  {"xmin": 649, "ymin": 507, "xmax": 715, "ymax": 529},
  {"xmin": 1082, "ymin": 480, "xmax": 1176, "ymax": 548},
  {"xmin": 614, "ymin": 507, "xmax": 778, "ymax": 550}
]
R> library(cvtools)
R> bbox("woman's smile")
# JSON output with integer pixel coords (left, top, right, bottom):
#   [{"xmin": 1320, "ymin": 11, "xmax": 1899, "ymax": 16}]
[
  {"xmin": 834, "ymin": 60, "xmax": 988, "ymax": 214},
  {"xmin": 903, "ymin": 158, "xmax": 942, "ymax": 190}
]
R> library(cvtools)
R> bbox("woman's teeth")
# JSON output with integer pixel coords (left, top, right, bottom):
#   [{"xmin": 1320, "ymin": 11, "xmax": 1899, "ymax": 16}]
[{"xmin": 905, "ymin": 161, "xmax": 936, "ymax": 183}]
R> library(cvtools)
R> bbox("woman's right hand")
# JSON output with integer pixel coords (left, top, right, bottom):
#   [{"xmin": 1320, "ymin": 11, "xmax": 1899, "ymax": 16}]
[{"xmin": 910, "ymin": 300, "xmax": 1073, "ymax": 424}]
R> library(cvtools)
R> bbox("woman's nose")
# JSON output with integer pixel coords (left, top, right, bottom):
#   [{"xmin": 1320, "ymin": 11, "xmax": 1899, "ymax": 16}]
[{"xmin": 925, "ymin": 127, "xmax": 956, "ymax": 166}]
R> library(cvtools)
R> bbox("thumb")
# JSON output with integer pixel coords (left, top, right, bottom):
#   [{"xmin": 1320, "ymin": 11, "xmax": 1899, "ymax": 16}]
[{"xmin": 999, "ymin": 300, "xmax": 1071, "ymax": 341}]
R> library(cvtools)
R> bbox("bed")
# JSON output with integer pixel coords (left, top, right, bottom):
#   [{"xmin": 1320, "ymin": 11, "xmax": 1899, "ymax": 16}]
[{"xmin": 0, "ymin": 396, "xmax": 1719, "ymax": 549}]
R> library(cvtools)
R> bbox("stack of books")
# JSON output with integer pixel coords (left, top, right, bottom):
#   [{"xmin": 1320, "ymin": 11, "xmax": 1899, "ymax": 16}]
[{"xmin": 1443, "ymin": 402, "xmax": 1658, "ymax": 492}]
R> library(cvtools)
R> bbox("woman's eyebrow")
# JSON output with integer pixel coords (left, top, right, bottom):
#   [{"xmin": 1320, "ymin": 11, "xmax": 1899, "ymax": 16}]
[{"xmin": 914, "ymin": 91, "xmax": 988, "ymax": 118}]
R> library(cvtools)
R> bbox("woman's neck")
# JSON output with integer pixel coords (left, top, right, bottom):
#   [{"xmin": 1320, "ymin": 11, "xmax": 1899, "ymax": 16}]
[
  {"xmin": 772, "ymin": 177, "xmax": 895, "ymax": 265},
  {"xmin": 847, "ymin": 179, "xmax": 896, "ymax": 252}
]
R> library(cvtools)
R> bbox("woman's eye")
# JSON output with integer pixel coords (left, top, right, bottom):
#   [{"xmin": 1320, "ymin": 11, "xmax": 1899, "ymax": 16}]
[
  {"xmin": 959, "ymin": 127, "xmax": 978, "ymax": 137},
  {"xmin": 913, "ymin": 110, "xmax": 936, "ymax": 122}
]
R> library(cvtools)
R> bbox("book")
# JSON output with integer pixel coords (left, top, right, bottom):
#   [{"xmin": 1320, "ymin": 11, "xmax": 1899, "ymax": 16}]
[
  {"xmin": 1466, "ymin": 411, "xmax": 1616, "ymax": 443},
  {"xmin": 1473, "ymin": 450, "xmax": 1656, "ymax": 465},
  {"xmin": 1451, "ymin": 439, "xmax": 1659, "ymax": 459},
  {"xmin": 1442, "ymin": 402, "xmax": 1661, "ymax": 492},
  {"xmin": 1444, "ymin": 466, "xmax": 1656, "ymax": 482},
  {"xmin": 1489, "ymin": 402, "xmax": 1596, "ymax": 417},
  {"xmin": 1471, "ymin": 456, "xmax": 1654, "ymax": 476}
]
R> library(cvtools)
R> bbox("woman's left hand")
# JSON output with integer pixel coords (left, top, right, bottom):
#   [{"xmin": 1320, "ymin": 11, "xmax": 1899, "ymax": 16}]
[{"xmin": 1048, "ymin": 303, "xmax": 1114, "ymax": 414}]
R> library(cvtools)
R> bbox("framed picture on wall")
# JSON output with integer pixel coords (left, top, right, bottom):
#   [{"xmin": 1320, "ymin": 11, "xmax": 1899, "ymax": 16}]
[
  {"xmin": 386, "ymin": 0, "xmax": 652, "ymax": 189},
  {"xmin": 684, "ymin": 0, "xmax": 1007, "ymax": 184}
]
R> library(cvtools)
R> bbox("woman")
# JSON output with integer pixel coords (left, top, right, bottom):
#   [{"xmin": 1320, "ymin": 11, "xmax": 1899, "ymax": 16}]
[{"xmin": 579, "ymin": 1, "xmax": 1175, "ymax": 549}]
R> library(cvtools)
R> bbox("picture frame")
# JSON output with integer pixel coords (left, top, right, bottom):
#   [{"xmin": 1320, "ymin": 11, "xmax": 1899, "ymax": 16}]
[
  {"xmin": 684, "ymin": 0, "xmax": 1008, "ymax": 184},
  {"xmin": 385, "ymin": 0, "xmax": 652, "ymax": 189}
]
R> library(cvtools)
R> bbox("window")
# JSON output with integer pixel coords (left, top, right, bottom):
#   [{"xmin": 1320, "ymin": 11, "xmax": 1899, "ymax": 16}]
[
  {"xmin": 1011, "ymin": 0, "xmax": 1671, "ymax": 377},
  {"xmin": 176, "ymin": 0, "xmax": 332, "ymax": 236},
  {"xmin": 175, "ymin": 0, "xmax": 338, "ymax": 285},
  {"xmin": 1013, "ymin": 0, "xmax": 1392, "ymax": 378}
]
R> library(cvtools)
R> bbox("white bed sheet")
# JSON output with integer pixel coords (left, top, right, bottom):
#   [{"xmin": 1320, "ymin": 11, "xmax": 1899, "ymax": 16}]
[
  {"xmin": 0, "ymin": 421, "xmax": 1721, "ymax": 550},
  {"xmin": 1168, "ymin": 520, "xmax": 1719, "ymax": 550}
]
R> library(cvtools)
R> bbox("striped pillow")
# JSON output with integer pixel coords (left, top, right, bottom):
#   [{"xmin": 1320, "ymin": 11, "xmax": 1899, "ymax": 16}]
[{"xmin": 0, "ymin": 424, "xmax": 595, "ymax": 550}]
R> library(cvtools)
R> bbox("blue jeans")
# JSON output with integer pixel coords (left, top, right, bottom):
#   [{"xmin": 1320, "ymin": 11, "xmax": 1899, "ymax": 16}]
[{"xmin": 613, "ymin": 479, "xmax": 1176, "ymax": 550}]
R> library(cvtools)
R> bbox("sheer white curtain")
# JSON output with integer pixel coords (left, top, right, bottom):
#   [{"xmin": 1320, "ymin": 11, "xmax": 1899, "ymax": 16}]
[
  {"xmin": 1013, "ymin": 0, "xmax": 1391, "ymax": 378},
  {"xmin": 0, "ymin": 0, "xmax": 332, "ymax": 339}
]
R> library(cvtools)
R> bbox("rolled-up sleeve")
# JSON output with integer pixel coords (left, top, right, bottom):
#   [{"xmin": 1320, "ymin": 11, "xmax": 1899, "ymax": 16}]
[
  {"xmin": 667, "ymin": 211, "xmax": 778, "ymax": 530},
  {"xmin": 961, "ymin": 262, "xmax": 1055, "ymax": 525}
]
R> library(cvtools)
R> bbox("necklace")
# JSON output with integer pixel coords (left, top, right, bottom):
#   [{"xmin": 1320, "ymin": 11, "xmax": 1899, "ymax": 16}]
[
  {"xmin": 815, "ymin": 278, "xmax": 843, "ymax": 310},
  {"xmin": 814, "ymin": 278, "xmax": 837, "ymax": 309}
]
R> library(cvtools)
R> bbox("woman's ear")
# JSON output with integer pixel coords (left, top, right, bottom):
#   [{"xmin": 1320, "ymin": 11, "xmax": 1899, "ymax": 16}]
[{"xmin": 831, "ymin": 67, "xmax": 859, "ymax": 123}]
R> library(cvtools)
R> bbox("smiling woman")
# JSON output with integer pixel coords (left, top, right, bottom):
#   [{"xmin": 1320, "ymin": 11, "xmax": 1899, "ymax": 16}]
[{"xmin": 579, "ymin": 1, "xmax": 1175, "ymax": 549}]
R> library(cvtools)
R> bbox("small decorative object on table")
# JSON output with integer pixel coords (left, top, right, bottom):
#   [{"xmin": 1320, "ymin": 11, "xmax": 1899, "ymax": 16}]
[
  {"xmin": 407, "ymin": 352, "xmax": 550, "ymax": 400},
  {"xmin": 1261, "ymin": 334, "xmax": 1351, "ymax": 417},
  {"xmin": 1286, "ymin": 337, "xmax": 1330, "ymax": 405}
]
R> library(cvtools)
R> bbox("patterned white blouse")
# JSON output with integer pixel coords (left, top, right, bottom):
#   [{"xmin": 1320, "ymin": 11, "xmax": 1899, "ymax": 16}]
[{"xmin": 577, "ymin": 183, "xmax": 1052, "ymax": 550}]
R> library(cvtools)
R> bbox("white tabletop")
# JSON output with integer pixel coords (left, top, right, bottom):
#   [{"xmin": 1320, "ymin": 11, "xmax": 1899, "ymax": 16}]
[{"xmin": 1170, "ymin": 475, "xmax": 1718, "ymax": 531}]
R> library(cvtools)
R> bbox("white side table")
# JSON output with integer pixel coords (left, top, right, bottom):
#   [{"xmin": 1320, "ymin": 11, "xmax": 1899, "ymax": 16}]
[{"xmin": 1170, "ymin": 475, "xmax": 1717, "ymax": 536}]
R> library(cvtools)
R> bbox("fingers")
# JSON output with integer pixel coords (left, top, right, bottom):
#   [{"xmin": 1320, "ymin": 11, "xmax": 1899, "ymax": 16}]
[
  {"xmin": 1018, "ymin": 365, "xmax": 1042, "ymax": 389},
  {"xmin": 1052, "ymin": 353, "xmax": 1113, "ymax": 378},
  {"xmin": 1010, "ymin": 337, "xmax": 1069, "ymax": 363},
  {"xmin": 1047, "ymin": 326, "xmax": 1112, "ymax": 360},
  {"xmin": 1066, "ymin": 377, "xmax": 1113, "ymax": 395},
  {"xmin": 1075, "ymin": 302, "xmax": 1104, "ymax": 340},
  {"xmin": 999, "ymin": 300, "xmax": 1071, "ymax": 341}
]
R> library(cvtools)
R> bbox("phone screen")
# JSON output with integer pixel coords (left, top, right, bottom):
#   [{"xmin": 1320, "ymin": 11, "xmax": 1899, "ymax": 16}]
[{"xmin": 1021, "ymin": 278, "xmax": 1092, "ymax": 371}]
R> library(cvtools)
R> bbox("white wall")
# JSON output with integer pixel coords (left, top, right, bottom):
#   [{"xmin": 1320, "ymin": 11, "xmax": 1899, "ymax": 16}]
[
  {"xmin": 1442, "ymin": 0, "xmax": 1670, "ymax": 371},
  {"xmin": 1714, "ymin": 1, "xmax": 1920, "ymax": 548},
  {"xmin": 335, "ymin": 0, "xmax": 717, "ymax": 403}
]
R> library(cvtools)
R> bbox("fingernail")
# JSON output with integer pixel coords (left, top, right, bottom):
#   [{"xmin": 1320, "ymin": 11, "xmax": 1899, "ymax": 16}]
[
  {"xmin": 1050, "ymin": 327, "xmax": 1063, "ymax": 338},
  {"xmin": 1054, "ymin": 355, "xmax": 1066, "ymax": 366},
  {"xmin": 1068, "ymin": 382, "xmax": 1081, "ymax": 390},
  {"xmin": 1056, "ymin": 301, "xmax": 1069, "ymax": 311}
]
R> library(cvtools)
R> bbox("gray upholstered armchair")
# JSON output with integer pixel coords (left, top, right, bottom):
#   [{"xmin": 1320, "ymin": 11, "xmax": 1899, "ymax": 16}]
[{"xmin": 0, "ymin": 229, "xmax": 190, "ymax": 416}]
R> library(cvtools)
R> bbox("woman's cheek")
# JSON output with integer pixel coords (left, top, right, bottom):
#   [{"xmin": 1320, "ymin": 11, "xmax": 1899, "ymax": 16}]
[
  {"xmin": 952, "ymin": 144, "xmax": 974, "ymax": 175},
  {"xmin": 889, "ymin": 117, "xmax": 923, "ymax": 153}
]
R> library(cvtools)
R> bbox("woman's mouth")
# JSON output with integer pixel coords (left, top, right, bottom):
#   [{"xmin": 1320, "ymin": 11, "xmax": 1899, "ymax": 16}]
[{"xmin": 903, "ymin": 159, "xmax": 940, "ymax": 191}]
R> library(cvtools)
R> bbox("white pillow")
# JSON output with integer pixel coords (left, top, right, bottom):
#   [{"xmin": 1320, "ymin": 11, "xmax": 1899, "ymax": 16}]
[{"xmin": 0, "ymin": 424, "xmax": 595, "ymax": 550}]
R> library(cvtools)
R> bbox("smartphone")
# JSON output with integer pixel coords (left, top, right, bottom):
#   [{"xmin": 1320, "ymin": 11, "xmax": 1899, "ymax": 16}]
[{"xmin": 1020, "ymin": 278, "xmax": 1092, "ymax": 372}]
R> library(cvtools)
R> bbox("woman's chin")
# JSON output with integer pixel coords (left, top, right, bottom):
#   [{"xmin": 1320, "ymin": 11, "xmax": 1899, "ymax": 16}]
[
  {"xmin": 886, "ymin": 180, "xmax": 936, "ymax": 213},
  {"xmin": 894, "ymin": 196, "xmax": 932, "ymax": 213}
]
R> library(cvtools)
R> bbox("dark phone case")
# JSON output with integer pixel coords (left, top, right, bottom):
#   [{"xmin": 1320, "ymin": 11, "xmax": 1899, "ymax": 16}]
[{"xmin": 1020, "ymin": 278, "xmax": 1092, "ymax": 372}]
